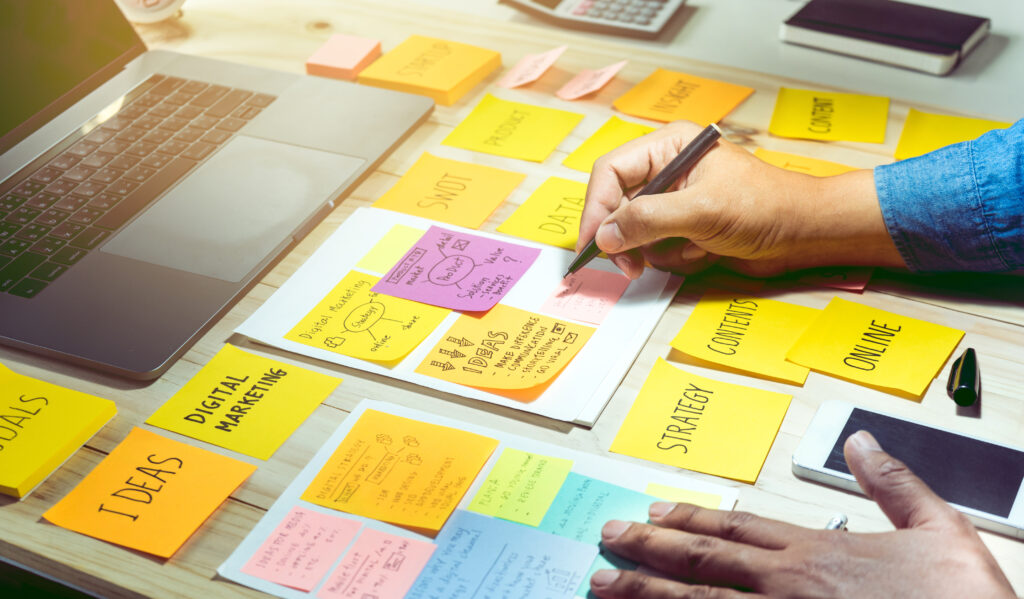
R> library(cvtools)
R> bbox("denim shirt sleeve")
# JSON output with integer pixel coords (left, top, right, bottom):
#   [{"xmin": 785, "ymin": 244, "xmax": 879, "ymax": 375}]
[{"xmin": 873, "ymin": 119, "xmax": 1024, "ymax": 272}]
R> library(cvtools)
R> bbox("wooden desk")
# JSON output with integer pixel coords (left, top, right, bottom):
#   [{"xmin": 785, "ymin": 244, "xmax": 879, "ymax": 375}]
[{"xmin": 2, "ymin": 1, "xmax": 1022, "ymax": 596}]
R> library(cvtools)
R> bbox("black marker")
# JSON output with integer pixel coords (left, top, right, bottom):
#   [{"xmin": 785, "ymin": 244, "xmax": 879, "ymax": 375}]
[
  {"xmin": 946, "ymin": 347, "xmax": 981, "ymax": 407},
  {"xmin": 564, "ymin": 122, "xmax": 722, "ymax": 278}
]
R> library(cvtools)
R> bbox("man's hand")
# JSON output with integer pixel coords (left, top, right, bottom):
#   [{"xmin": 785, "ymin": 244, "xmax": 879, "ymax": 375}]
[{"xmin": 589, "ymin": 431, "xmax": 1016, "ymax": 598}]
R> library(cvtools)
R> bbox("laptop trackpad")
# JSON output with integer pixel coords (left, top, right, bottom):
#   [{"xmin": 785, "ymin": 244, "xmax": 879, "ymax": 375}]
[{"xmin": 101, "ymin": 136, "xmax": 365, "ymax": 282}]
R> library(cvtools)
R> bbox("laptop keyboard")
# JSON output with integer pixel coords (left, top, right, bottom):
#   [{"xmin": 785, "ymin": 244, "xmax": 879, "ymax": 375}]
[{"xmin": 0, "ymin": 74, "xmax": 276, "ymax": 299}]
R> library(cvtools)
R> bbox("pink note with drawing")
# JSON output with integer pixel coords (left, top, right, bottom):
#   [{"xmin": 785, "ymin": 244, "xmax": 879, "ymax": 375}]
[
  {"xmin": 372, "ymin": 226, "xmax": 540, "ymax": 311},
  {"xmin": 241, "ymin": 507, "xmax": 362, "ymax": 591},
  {"xmin": 497, "ymin": 45, "xmax": 567, "ymax": 88},
  {"xmin": 541, "ymin": 268, "xmax": 630, "ymax": 324},
  {"xmin": 556, "ymin": 60, "xmax": 628, "ymax": 100},
  {"xmin": 316, "ymin": 528, "xmax": 436, "ymax": 599}
]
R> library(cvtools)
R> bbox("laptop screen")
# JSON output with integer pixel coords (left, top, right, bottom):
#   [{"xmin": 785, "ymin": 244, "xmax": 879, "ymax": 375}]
[{"xmin": 0, "ymin": 0, "xmax": 143, "ymax": 153}]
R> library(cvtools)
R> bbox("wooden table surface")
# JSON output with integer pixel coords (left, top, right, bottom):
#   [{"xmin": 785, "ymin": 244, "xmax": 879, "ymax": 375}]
[{"xmin": 2, "ymin": 1, "xmax": 1022, "ymax": 597}]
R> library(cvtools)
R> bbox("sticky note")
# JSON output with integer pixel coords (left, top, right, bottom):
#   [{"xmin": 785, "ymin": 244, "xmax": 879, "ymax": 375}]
[
  {"xmin": 670, "ymin": 291, "xmax": 817, "ymax": 385},
  {"xmin": 371, "ymin": 226, "xmax": 540, "ymax": 312},
  {"xmin": 145, "ymin": 344, "xmax": 340, "ymax": 460},
  {"xmin": 556, "ymin": 59, "xmax": 628, "ymax": 101},
  {"xmin": 0, "ymin": 363, "xmax": 116, "ymax": 498},
  {"xmin": 753, "ymin": 148, "xmax": 858, "ymax": 177},
  {"xmin": 611, "ymin": 359, "xmax": 791, "ymax": 483},
  {"xmin": 769, "ymin": 87, "xmax": 889, "ymax": 143},
  {"xmin": 407, "ymin": 509, "xmax": 597, "ymax": 599},
  {"xmin": 496, "ymin": 176, "xmax": 587, "ymax": 250},
  {"xmin": 645, "ymin": 482, "xmax": 722, "ymax": 510},
  {"xmin": 541, "ymin": 268, "xmax": 630, "ymax": 325},
  {"xmin": 894, "ymin": 108, "xmax": 1011, "ymax": 160},
  {"xmin": 442, "ymin": 94, "xmax": 584, "ymax": 162},
  {"xmin": 563, "ymin": 116, "xmax": 656, "ymax": 172},
  {"xmin": 415, "ymin": 305, "xmax": 596, "ymax": 393},
  {"xmin": 468, "ymin": 448, "xmax": 573, "ymax": 526},
  {"xmin": 305, "ymin": 34, "xmax": 381, "ymax": 81},
  {"xmin": 357, "ymin": 35, "xmax": 500, "ymax": 106},
  {"xmin": 497, "ymin": 45, "xmax": 566, "ymax": 88},
  {"xmin": 786, "ymin": 297, "xmax": 964, "ymax": 398},
  {"xmin": 797, "ymin": 267, "xmax": 874, "ymax": 293},
  {"xmin": 43, "ymin": 427, "xmax": 255, "ymax": 558},
  {"xmin": 612, "ymin": 68, "xmax": 753, "ymax": 125},
  {"xmin": 318, "ymin": 528, "xmax": 436, "ymax": 599},
  {"xmin": 241, "ymin": 507, "xmax": 362, "ymax": 591},
  {"xmin": 372, "ymin": 154, "xmax": 524, "ymax": 229},
  {"xmin": 355, "ymin": 224, "xmax": 425, "ymax": 274},
  {"xmin": 286, "ymin": 271, "xmax": 450, "ymax": 364},
  {"xmin": 301, "ymin": 409, "xmax": 498, "ymax": 532}
]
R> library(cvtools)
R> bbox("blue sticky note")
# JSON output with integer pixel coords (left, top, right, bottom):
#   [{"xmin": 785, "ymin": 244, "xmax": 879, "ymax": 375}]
[{"xmin": 406, "ymin": 509, "xmax": 598, "ymax": 599}]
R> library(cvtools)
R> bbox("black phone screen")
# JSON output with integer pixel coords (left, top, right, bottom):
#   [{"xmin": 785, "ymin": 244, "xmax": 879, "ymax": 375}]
[{"xmin": 824, "ymin": 408, "xmax": 1024, "ymax": 518}]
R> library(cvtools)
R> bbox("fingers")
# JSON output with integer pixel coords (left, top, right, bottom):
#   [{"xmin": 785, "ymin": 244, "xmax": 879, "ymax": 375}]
[
  {"xmin": 594, "ymin": 192, "xmax": 701, "ymax": 254},
  {"xmin": 648, "ymin": 502, "xmax": 811, "ymax": 550},
  {"xmin": 589, "ymin": 569, "xmax": 759, "ymax": 599},
  {"xmin": 642, "ymin": 239, "xmax": 721, "ymax": 275},
  {"xmin": 598, "ymin": 519, "xmax": 774, "ymax": 588},
  {"xmin": 843, "ymin": 430, "xmax": 960, "ymax": 530}
]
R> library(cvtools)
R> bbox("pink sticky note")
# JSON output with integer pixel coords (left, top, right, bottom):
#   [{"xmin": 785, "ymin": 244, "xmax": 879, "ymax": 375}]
[
  {"xmin": 316, "ymin": 528, "xmax": 436, "ymax": 599},
  {"xmin": 372, "ymin": 226, "xmax": 540, "ymax": 311},
  {"xmin": 556, "ymin": 60, "xmax": 628, "ymax": 100},
  {"xmin": 306, "ymin": 34, "xmax": 382, "ymax": 81},
  {"xmin": 799, "ymin": 267, "xmax": 874, "ymax": 293},
  {"xmin": 241, "ymin": 507, "xmax": 362, "ymax": 591},
  {"xmin": 541, "ymin": 268, "xmax": 630, "ymax": 324},
  {"xmin": 497, "ymin": 45, "xmax": 567, "ymax": 88}
]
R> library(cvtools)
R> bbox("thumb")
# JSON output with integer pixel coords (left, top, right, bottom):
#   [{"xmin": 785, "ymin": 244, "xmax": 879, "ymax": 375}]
[
  {"xmin": 594, "ymin": 191, "xmax": 700, "ymax": 254},
  {"xmin": 843, "ymin": 430, "xmax": 959, "ymax": 530}
]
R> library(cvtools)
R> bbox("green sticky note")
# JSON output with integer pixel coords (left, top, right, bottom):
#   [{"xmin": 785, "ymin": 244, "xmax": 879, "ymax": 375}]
[{"xmin": 468, "ymin": 448, "xmax": 573, "ymax": 526}]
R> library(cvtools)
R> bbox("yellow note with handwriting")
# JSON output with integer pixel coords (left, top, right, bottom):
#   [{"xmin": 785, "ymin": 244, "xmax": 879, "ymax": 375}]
[
  {"xmin": 286, "ymin": 271, "xmax": 450, "ymax": 364},
  {"xmin": 496, "ymin": 177, "xmax": 587, "ymax": 250},
  {"xmin": 443, "ymin": 94, "xmax": 583, "ymax": 162},
  {"xmin": 355, "ymin": 224, "xmax": 425, "ymax": 274},
  {"xmin": 894, "ymin": 108, "xmax": 1011, "ymax": 160},
  {"xmin": 612, "ymin": 68, "xmax": 753, "ymax": 125},
  {"xmin": 468, "ymin": 448, "xmax": 573, "ymax": 526},
  {"xmin": 611, "ymin": 359, "xmax": 791, "ymax": 483},
  {"xmin": 753, "ymin": 148, "xmax": 858, "ymax": 177},
  {"xmin": 562, "ymin": 116, "xmax": 655, "ymax": 172},
  {"xmin": 670, "ymin": 290, "xmax": 818, "ymax": 385},
  {"xmin": 301, "ymin": 409, "xmax": 498, "ymax": 532},
  {"xmin": 769, "ymin": 87, "xmax": 889, "ymax": 143},
  {"xmin": 786, "ymin": 297, "xmax": 964, "ymax": 398},
  {"xmin": 372, "ymin": 154, "xmax": 525, "ymax": 229}
]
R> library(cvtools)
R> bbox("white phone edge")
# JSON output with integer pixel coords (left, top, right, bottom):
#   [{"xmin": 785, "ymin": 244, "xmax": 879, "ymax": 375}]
[{"xmin": 792, "ymin": 400, "xmax": 1024, "ymax": 540}]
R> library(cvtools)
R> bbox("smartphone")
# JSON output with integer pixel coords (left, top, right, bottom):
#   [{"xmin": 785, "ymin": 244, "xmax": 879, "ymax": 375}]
[{"xmin": 793, "ymin": 400, "xmax": 1024, "ymax": 538}]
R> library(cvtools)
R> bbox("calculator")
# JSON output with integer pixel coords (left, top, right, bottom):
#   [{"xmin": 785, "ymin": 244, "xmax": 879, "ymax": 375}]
[{"xmin": 500, "ymin": 0, "xmax": 687, "ymax": 39}]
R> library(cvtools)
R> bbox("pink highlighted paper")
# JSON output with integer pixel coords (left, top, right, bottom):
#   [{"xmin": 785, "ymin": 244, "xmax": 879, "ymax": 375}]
[
  {"xmin": 556, "ymin": 60, "xmax": 628, "ymax": 100},
  {"xmin": 241, "ymin": 507, "xmax": 362, "ymax": 592},
  {"xmin": 372, "ymin": 226, "xmax": 540, "ymax": 311},
  {"xmin": 497, "ymin": 45, "xmax": 567, "ymax": 88},
  {"xmin": 317, "ymin": 528, "xmax": 436, "ymax": 599},
  {"xmin": 541, "ymin": 268, "xmax": 630, "ymax": 324},
  {"xmin": 799, "ymin": 267, "xmax": 873, "ymax": 293}
]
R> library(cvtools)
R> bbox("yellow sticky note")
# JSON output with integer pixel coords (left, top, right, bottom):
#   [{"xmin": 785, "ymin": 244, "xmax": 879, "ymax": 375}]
[
  {"xmin": 145, "ymin": 344, "xmax": 341, "ymax": 460},
  {"xmin": 894, "ymin": 108, "xmax": 1011, "ymax": 160},
  {"xmin": 562, "ymin": 116, "xmax": 656, "ymax": 172},
  {"xmin": 611, "ymin": 359, "xmax": 791, "ymax": 483},
  {"xmin": 357, "ymin": 35, "xmax": 500, "ymax": 106},
  {"xmin": 372, "ymin": 154, "xmax": 525, "ymax": 229},
  {"xmin": 670, "ymin": 291, "xmax": 818, "ymax": 385},
  {"xmin": 612, "ymin": 68, "xmax": 753, "ymax": 125},
  {"xmin": 468, "ymin": 448, "xmax": 573, "ymax": 526},
  {"xmin": 0, "ymin": 363, "xmax": 116, "ymax": 498},
  {"xmin": 415, "ymin": 305, "xmax": 595, "ymax": 396},
  {"xmin": 355, "ymin": 224, "xmax": 425, "ymax": 274},
  {"xmin": 496, "ymin": 177, "xmax": 587, "ymax": 250},
  {"xmin": 769, "ymin": 87, "xmax": 889, "ymax": 143},
  {"xmin": 644, "ymin": 483, "xmax": 722, "ymax": 510},
  {"xmin": 442, "ymin": 94, "xmax": 583, "ymax": 162},
  {"xmin": 286, "ymin": 271, "xmax": 450, "ymax": 364},
  {"xmin": 753, "ymin": 148, "xmax": 858, "ymax": 177},
  {"xmin": 786, "ymin": 297, "xmax": 964, "ymax": 398},
  {"xmin": 302, "ymin": 409, "xmax": 498, "ymax": 532},
  {"xmin": 43, "ymin": 427, "xmax": 256, "ymax": 558}
]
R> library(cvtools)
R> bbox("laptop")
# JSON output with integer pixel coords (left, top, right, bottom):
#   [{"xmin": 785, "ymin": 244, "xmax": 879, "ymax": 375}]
[{"xmin": 0, "ymin": 0, "xmax": 433, "ymax": 379}]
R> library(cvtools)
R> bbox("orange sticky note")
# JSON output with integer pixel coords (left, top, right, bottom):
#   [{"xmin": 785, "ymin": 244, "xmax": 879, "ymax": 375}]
[
  {"xmin": 43, "ymin": 427, "xmax": 256, "ymax": 558},
  {"xmin": 301, "ymin": 409, "xmax": 498, "ymax": 532},
  {"xmin": 497, "ymin": 45, "xmax": 567, "ymax": 88},
  {"xmin": 306, "ymin": 34, "xmax": 382, "ymax": 81},
  {"xmin": 613, "ymin": 68, "xmax": 753, "ymax": 125},
  {"xmin": 556, "ymin": 60, "xmax": 628, "ymax": 101},
  {"xmin": 753, "ymin": 148, "xmax": 858, "ymax": 177}
]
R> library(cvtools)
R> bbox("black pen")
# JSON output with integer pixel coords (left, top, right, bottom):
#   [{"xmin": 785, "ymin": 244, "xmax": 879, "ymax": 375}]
[{"xmin": 564, "ymin": 122, "xmax": 723, "ymax": 278}]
